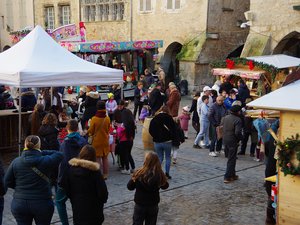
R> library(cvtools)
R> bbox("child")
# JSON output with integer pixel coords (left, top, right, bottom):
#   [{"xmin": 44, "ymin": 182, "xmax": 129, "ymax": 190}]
[
  {"xmin": 172, "ymin": 118, "xmax": 185, "ymax": 164},
  {"xmin": 105, "ymin": 93, "xmax": 118, "ymax": 122},
  {"xmin": 139, "ymin": 104, "xmax": 150, "ymax": 123},
  {"xmin": 178, "ymin": 105, "xmax": 191, "ymax": 139},
  {"xmin": 127, "ymin": 151, "xmax": 169, "ymax": 225},
  {"xmin": 193, "ymin": 95, "xmax": 210, "ymax": 150}
]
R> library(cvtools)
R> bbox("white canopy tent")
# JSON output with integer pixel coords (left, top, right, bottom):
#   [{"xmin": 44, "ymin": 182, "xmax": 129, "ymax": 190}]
[
  {"xmin": 0, "ymin": 25, "xmax": 123, "ymax": 153},
  {"xmin": 247, "ymin": 79, "xmax": 300, "ymax": 111},
  {"xmin": 0, "ymin": 25, "xmax": 123, "ymax": 87},
  {"xmin": 246, "ymin": 54, "xmax": 300, "ymax": 69}
]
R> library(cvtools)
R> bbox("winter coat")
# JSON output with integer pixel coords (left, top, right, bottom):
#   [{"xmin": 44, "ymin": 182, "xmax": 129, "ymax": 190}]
[
  {"xmin": 219, "ymin": 82, "xmax": 233, "ymax": 94},
  {"xmin": 149, "ymin": 112, "xmax": 177, "ymax": 143},
  {"xmin": 0, "ymin": 160, "xmax": 5, "ymax": 196},
  {"xmin": 105, "ymin": 100, "xmax": 118, "ymax": 115},
  {"xmin": 38, "ymin": 125, "xmax": 60, "ymax": 151},
  {"xmin": 190, "ymin": 98, "xmax": 199, "ymax": 123},
  {"xmin": 208, "ymin": 102, "xmax": 227, "ymax": 127},
  {"xmin": 149, "ymin": 88, "xmax": 164, "ymax": 114},
  {"xmin": 144, "ymin": 74, "xmax": 154, "ymax": 88},
  {"xmin": 178, "ymin": 112, "xmax": 190, "ymax": 131},
  {"xmin": 21, "ymin": 91, "xmax": 37, "ymax": 111},
  {"xmin": 88, "ymin": 112, "xmax": 111, "ymax": 157},
  {"xmin": 238, "ymin": 83, "xmax": 250, "ymax": 105},
  {"xmin": 167, "ymin": 89, "xmax": 181, "ymax": 117},
  {"xmin": 134, "ymin": 87, "xmax": 147, "ymax": 105},
  {"xmin": 2, "ymin": 92, "xmax": 15, "ymax": 109},
  {"xmin": 224, "ymin": 97, "xmax": 236, "ymax": 110},
  {"xmin": 82, "ymin": 95, "xmax": 99, "ymax": 123},
  {"xmin": 221, "ymin": 112, "xmax": 243, "ymax": 146},
  {"xmin": 127, "ymin": 173, "xmax": 169, "ymax": 206},
  {"xmin": 200, "ymin": 103, "xmax": 210, "ymax": 123},
  {"xmin": 57, "ymin": 133, "xmax": 87, "ymax": 186},
  {"xmin": 62, "ymin": 158, "xmax": 108, "ymax": 225},
  {"xmin": 4, "ymin": 149, "xmax": 63, "ymax": 200}
]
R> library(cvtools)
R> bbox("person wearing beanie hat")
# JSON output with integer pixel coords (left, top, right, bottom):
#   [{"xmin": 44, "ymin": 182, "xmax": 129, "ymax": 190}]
[
  {"xmin": 221, "ymin": 103, "xmax": 243, "ymax": 183},
  {"xmin": 105, "ymin": 93, "xmax": 117, "ymax": 122},
  {"xmin": 5, "ymin": 135, "xmax": 63, "ymax": 225}
]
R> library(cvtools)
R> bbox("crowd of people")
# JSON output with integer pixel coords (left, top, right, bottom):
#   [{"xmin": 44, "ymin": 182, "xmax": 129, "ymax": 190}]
[{"xmin": 0, "ymin": 71, "xmax": 278, "ymax": 225}]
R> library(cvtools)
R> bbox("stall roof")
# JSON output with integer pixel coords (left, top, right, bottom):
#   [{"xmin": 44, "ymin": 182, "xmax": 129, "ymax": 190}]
[
  {"xmin": 0, "ymin": 25, "xmax": 123, "ymax": 87},
  {"xmin": 212, "ymin": 68, "xmax": 265, "ymax": 79},
  {"xmin": 246, "ymin": 54, "xmax": 300, "ymax": 69},
  {"xmin": 247, "ymin": 79, "xmax": 300, "ymax": 111}
]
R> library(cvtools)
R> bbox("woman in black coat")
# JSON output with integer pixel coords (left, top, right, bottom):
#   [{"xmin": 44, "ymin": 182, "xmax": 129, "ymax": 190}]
[{"xmin": 62, "ymin": 145, "xmax": 108, "ymax": 225}]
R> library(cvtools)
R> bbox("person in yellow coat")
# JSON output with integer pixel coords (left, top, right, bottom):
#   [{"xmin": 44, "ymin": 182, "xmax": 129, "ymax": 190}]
[{"xmin": 88, "ymin": 100, "xmax": 110, "ymax": 179}]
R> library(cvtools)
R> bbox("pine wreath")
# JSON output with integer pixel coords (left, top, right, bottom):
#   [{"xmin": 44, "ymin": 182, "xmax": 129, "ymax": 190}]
[{"xmin": 277, "ymin": 134, "xmax": 300, "ymax": 176}]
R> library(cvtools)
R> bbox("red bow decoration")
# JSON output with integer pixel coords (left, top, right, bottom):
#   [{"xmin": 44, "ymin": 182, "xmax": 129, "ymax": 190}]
[
  {"xmin": 247, "ymin": 60, "xmax": 255, "ymax": 70},
  {"xmin": 226, "ymin": 59, "xmax": 235, "ymax": 69}
]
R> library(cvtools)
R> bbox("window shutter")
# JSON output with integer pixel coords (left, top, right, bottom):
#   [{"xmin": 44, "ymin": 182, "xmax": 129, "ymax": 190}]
[
  {"xmin": 140, "ymin": 0, "xmax": 144, "ymax": 11},
  {"xmin": 175, "ymin": 0, "xmax": 180, "ymax": 9},
  {"xmin": 167, "ymin": 0, "xmax": 172, "ymax": 9},
  {"xmin": 146, "ymin": 0, "xmax": 151, "ymax": 11}
]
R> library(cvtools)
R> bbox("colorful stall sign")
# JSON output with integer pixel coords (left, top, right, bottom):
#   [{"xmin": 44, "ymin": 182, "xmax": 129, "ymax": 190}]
[
  {"xmin": 51, "ymin": 24, "xmax": 77, "ymax": 41},
  {"xmin": 212, "ymin": 68, "xmax": 264, "ymax": 80},
  {"xmin": 78, "ymin": 40, "xmax": 163, "ymax": 53},
  {"xmin": 60, "ymin": 42, "xmax": 81, "ymax": 52}
]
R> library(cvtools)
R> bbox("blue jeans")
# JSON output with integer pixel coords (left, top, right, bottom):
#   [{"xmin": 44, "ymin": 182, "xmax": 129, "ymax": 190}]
[
  {"xmin": 11, "ymin": 198, "xmax": 54, "ymax": 225},
  {"xmin": 194, "ymin": 120, "xmax": 210, "ymax": 146},
  {"xmin": 55, "ymin": 187, "xmax": 69, "ymax": 225},
  {"xmin": 154, "ymin": 141, "xmax": 172, "ymax": 174}
]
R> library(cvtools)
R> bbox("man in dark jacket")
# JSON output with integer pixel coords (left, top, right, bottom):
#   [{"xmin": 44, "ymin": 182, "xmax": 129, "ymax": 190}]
[
  {"xmin": 219, "ymin": 77, "xmax": 233, "ymax": 95},
  {"xmin": 237, "ymin": 79, "xmax": 250, "ymax": 106},
  {"xmin": 55, "ymin": 119, "xmax": 87, "ymax": 225},
  {"xmin": 222, "ymin": 105, "xmax": 243, "ymax": 183},
  {"xmin": 149, "ymin": 106, "xmax": 176, "ymax": 179},
  {"xmin": 208, "ymin": 96, "xmax": 227, "ymax": 155},
  {"xmin": 149, "ymin": 84, "xmax": 164, "ymax": 116}
]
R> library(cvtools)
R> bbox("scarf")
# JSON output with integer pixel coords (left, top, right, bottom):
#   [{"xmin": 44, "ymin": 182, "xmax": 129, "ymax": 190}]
[{"xmin": 95, "ymin": 109, "xmax": 107, "ymax": 118}]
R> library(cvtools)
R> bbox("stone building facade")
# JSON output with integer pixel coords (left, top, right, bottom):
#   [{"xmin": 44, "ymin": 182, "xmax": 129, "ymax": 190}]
[
  {"xmin": 241, "ymin": 0, "xmax": 300, "ymax": 58},
  {"xmin": 0, "ymin": 0, "xmax": 34, "ymax": 51}
]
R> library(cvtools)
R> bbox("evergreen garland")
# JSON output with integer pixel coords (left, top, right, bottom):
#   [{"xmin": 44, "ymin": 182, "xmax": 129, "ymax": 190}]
[
  {"xmin": 210, "ymin": 57, "xmax": 279, "ymax": 82},
  {"xmin": 277, "ymin": 134, "xmax": 300, "ymax": 176},
  {"xmin": 9, "ymin": 30, "xmax": 31, "ymax": 36}
]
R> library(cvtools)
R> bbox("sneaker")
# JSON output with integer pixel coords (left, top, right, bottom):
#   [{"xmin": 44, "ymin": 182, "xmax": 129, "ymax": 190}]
[
  {"xmin": 253, "ymin": 158, "xmax": 260, "ymax": 162},
  {"xmin": 209, "ymin": 152, "xmax": 217, "ymax": 157},
  {"xmin": 193, "ymin": 144, "xmax": 202, "ymax": 149},
  {"xmin": 216, "ymin": 151, "xmax": 221, "ymax": 155},
  {"xmin": 121, "ymin": 169, "xmax": 131, "ymax": 175},
  {"xmin": 224, "ymin": 178, "xmax": 232, "ymax": 184},
  {"xmin": 237, "ymin": 151, "xmax": 245, "ymax": 155},
  {"xmin": 172, "ymin": 158, "xmax": 177, "ymax": 164},
  {"xmin": 166, "ymin": 173, "xmax": 172, "ymax": 179},
  {"xmin": 250, "ymin": 153, "xmax": 255, "ymax": 157}
]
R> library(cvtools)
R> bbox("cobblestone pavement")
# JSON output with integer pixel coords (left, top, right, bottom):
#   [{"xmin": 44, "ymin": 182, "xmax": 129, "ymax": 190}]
[{"xmin": 3, "ymin": 96, "xmax": 267, "ymax": 225}]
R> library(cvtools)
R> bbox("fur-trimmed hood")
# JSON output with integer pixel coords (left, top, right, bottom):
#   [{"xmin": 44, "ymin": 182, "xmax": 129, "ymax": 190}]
[{"xmin": 69, "ymin": 158, "xmax": 100, "ymax": 171}]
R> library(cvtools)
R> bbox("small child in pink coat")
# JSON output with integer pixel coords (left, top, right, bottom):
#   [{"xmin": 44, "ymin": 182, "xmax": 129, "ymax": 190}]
[{"xmin": 178, "ymin": 105, "xmax": 191, "ymax": 139}]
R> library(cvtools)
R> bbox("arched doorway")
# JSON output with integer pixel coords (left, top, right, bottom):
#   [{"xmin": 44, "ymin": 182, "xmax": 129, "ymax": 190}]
[
  {"xmin": 227, "ymin": 45, "xmax": 244, "ymax": 58},
  {"xmin": 161, "ymin": 42, "xmax": 182, "ymax": 84},
  {"xmin": 273, "ymin": 32, "xmax": 300, "ymax": 57}
]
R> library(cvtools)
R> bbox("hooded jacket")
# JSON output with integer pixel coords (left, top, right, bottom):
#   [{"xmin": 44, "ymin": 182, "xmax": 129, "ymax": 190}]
[
  {"xmin": 4, "ymin": 149, "xmax": 63, "ymax": 200},
  {"xmin": 62, "ymin": 158, "xmax": 108, "ymax": 225},
  {"xmin": 38, "ymin": 124, "xmax": 60, "ymax": 151}
]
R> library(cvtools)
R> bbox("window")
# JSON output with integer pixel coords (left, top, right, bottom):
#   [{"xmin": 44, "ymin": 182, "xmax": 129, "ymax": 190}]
[
  {"xmin": 45, "ymin": 6, "xmax": 55, "ymax": 29},
  {"xmin": 60, "ymin": 5, "xmax": 71, "ymax": 26},
  {"xmin": 140, "ymin": 0, "xmax": 152, "ymax": 12},
  {"xmin": 167, "ymin": 0, "xmax": 180, "ymax": 10},
  {"xmin": 81, "ymin": 0, "xmax": 124, "ymax": 21}
]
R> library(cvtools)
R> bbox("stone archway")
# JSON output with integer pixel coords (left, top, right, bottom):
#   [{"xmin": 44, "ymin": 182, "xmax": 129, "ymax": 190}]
[
  {"xmin": 161, "ymin": 42, "xmax": 183, "ymax": 84},
  {"xmin": 227, "ymin": 45, "xmax": 244, "ymax": 58},
  {"xmin": 273, "ymin": 31, "xmax": 300, "ymax": 57}
]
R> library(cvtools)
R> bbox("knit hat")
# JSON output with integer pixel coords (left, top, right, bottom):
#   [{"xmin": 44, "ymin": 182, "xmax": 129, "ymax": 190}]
[
  {"xmin": 107, "ymin": 93, "xmax": 114, "ymax": 99},
  {"xmin": 230, "ymin": 105, "xmax": 242, "ymax": 113}
]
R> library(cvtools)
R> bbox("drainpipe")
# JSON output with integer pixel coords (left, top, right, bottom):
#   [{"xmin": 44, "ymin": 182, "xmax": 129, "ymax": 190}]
[
  {"xmin": 32, "ymin": 0, "xmax": 35, "ymax": 26},
  {"xmin": 79, "ymin": 0, "xmax": 81, "ymax": 22},
  {"xmin": 130, "ymin": 0, "xmax": 133, "ymax": 41}
]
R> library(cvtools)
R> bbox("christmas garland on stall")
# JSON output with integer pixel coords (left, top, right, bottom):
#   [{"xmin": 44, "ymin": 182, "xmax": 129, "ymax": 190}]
[
  {"xmin": 276, "ymin": 134, "xmax": 300, "ymax": 176},
  {"xmin": 210, "ymin": 57, "xmax": 279, "ymax": 82}
]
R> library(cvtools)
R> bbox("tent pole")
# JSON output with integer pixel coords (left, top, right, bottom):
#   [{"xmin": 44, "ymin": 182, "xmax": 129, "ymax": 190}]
[
  {"xmin": 120, "ymin": 83, "xmax": 124, "ymax": 100},
  {"xmin": 50, "ymin": 87, "xmax": 53, "ymax": 106},
  {"xmin": 18, "ymin": 89, "xmax": 22, "ymax": 156}
]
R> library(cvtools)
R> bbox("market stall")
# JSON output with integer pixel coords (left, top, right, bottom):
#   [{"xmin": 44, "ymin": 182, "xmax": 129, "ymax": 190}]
[
  {"xmin": 211, "ymin": 54, "xmax": 300, "ymax": 98},
  {"xmin": 0, "ymin": 25, "xmax": 123, "ymax": 152},
  {"xmin": 248, "ymin": 79, "xmax": 300, "ymax": 225}
]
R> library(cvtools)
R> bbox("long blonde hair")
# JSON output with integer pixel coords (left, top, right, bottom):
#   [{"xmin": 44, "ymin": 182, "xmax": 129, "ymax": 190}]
[{"xmin": 132, "ymin": 151, "xmax": 167, "ymax": 187}]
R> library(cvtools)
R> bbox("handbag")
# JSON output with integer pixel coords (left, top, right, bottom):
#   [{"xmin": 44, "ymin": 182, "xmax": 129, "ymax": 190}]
[
  {"xmin": 88, "ymin": 117, "xmax": 107, "ymax": 145},
  {"xmin": 216, "ymin": 125, "xmax": 223, "ymax": 140}
]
